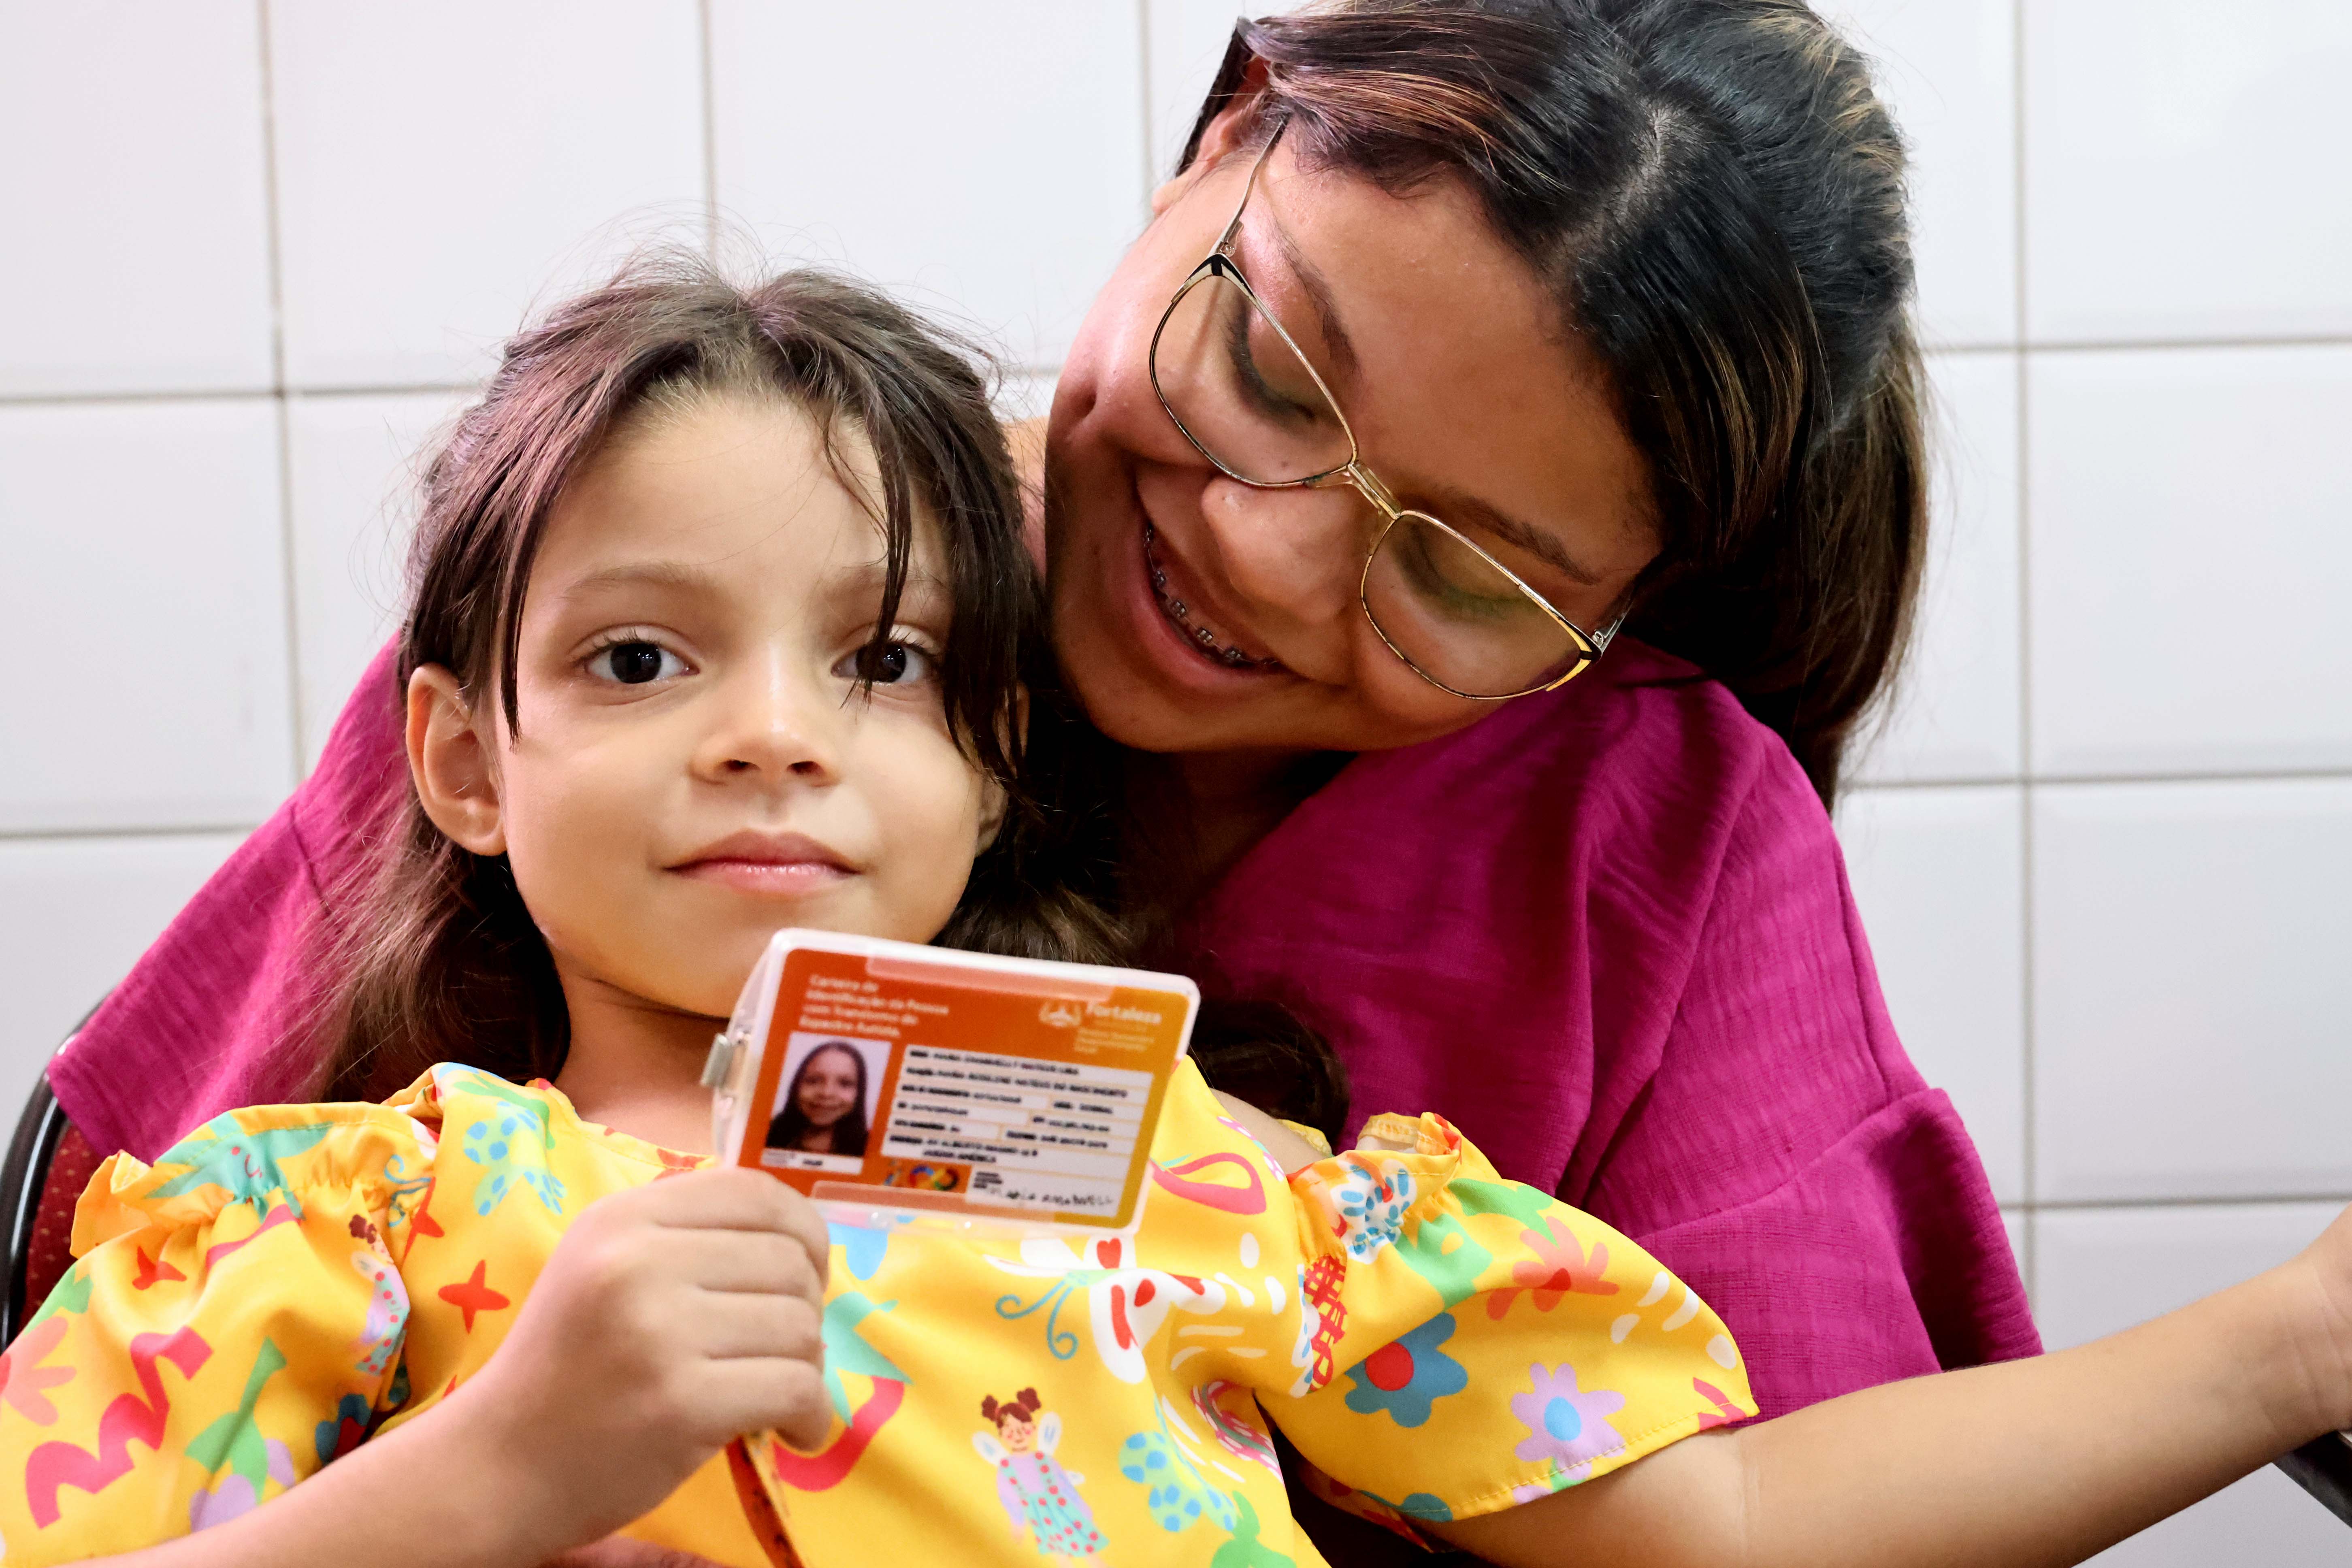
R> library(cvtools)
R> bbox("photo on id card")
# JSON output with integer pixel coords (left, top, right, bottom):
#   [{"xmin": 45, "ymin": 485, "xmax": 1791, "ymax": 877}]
[{"xmin": 707, "ymin": 929, "xmax": 1199, "ymax": 1236}]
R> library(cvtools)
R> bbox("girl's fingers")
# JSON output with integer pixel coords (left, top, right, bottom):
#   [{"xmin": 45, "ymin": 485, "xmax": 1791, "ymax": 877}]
[
  {"xmin": 690, "ymin": 1290, "xmax": 825, "ymax": 1363},
  {"xmin": 663, "ymin": 1227, "xmax": 823, "ymax": 1300},
  {"xmin": 687, "ymin": 1357, "xmax": 833, "ymax": 1451},
  {"xmin": 641, "ymin": 1169, "xmax": 833, "ymax": 1279}
]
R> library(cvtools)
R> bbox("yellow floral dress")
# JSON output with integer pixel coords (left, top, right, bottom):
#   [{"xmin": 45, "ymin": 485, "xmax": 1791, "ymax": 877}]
[{"xmin": 0, "ymin": 1061, "xmax": 1753, "ymax": 1566}]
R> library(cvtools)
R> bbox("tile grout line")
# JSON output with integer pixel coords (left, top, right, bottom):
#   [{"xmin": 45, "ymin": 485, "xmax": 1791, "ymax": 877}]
[
  {"xmin": 697, "ymin": 0, "xmax": 720, "ymax": 258},
  {"xmin": 254, "ymin": 0, "xmax": 308, "ymax": 782},
  {"xmin": 2011, "ymin": 0, "xmax": 2036, "ymax": 1302},
  {"xmin": 1136, "ymin": 0, "xmax": 1159, "ymax": 213},
  {"xmin": 0, "ymin": 824, "xmax": 267, "ymax": 846},
  {"xmin": 2022, "ymin": 1193, "xmax": 2352, "ymax": 1214},
  {"xmin": 1849, "ymin": 766, "xmax": 2352, "ymax": 792}
]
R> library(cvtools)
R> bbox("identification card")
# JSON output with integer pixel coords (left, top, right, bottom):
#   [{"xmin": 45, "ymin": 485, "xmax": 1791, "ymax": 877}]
[{"xmin": 705, "ymin": 929, "xmax": 1198, "ymax": 1236}]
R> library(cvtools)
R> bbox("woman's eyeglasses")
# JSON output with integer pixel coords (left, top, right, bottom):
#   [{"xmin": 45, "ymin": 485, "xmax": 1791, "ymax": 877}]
[{"xmin": 1148, "ymin": 120, "xmax": 1622, "ymax": 701}]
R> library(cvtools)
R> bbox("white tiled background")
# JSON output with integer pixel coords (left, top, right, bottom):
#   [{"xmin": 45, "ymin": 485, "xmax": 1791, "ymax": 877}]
[{"xmin": 1, "ymin": 4, "xmax": 2347, "ymax": 1557}]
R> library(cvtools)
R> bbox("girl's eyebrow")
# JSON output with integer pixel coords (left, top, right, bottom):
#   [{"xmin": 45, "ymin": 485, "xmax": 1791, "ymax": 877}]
[
  {"xmin": 558, "ymin": 557, "xmax": 956, "ymax": 604},
  {"xmin": 555, "ymin": 560, "xmax": 722, "ymax": 600}
]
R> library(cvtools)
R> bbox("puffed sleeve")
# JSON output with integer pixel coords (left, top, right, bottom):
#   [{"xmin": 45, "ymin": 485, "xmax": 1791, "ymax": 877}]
[
  {"xmin": 1266, "ymin": 1111, "xmax": 1757, "ymax": 1534},
  {"xmin": 0, "ymin": 1101, "xmax": 432, "ymax": 1558}
]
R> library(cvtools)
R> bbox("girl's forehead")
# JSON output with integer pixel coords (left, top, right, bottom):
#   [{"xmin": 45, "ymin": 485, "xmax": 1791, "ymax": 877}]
[{"xmin": 531, "ymin": 396, "xmax": 949, "ymax": 609}]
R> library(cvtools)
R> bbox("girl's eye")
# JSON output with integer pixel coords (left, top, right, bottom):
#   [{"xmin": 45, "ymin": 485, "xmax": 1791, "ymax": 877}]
[
  {"xmin": 587, "ymin": 640, "xmax": 686, "ymax": 685},
  {"xmin": 836, "ymin": 638, "xmax": 936, "ymax": 687}
]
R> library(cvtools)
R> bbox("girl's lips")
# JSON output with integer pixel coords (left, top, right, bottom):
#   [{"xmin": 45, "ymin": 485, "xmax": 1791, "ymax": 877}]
[
  {"xmin": 673, "ymin": 859, "xmax": 853, "ymax": 897},
  {"xmin": 669, "ymin": 830, "xmax": 857, "ymax": 897}
]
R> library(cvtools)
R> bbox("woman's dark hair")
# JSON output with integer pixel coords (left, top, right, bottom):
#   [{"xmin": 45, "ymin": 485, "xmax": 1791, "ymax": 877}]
[
  {"xmin": 296, "ymin": 254, "xmax": 1351, "ymax": 1143},
  {"xmin": 765, "ymin": 1041, "xmax": 871, "ymax": 1157},
  {"xmin": 1186, "ymin": 0, "xmax": 1926, "ymax": 803}
]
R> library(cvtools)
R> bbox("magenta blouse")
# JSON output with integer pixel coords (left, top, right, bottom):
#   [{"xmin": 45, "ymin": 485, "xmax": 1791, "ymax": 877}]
[{"xmin": 48, "ymin": 638, "xmax": 2039, "ymax": 1419}]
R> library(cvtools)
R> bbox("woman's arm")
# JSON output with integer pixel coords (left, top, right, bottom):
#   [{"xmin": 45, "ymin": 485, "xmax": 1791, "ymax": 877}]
[{"xmin": 1436, "ymin": 1223, "xmax": 2352, "ymax": 1567}]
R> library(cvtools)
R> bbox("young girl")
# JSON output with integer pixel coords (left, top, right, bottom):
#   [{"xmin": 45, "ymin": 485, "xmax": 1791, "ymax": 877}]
[{"xmin": 0, "ymin": 261, "xmax": 2347, "ymax": 1568}]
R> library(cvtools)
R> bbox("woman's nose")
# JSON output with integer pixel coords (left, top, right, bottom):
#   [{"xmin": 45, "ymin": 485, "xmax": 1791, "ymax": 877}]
[
  {"xmin": 692, "ymin": 662, "xmax": 842, "ymax": 787},
  {"xmin": 1198, "ymin": 472, "xmax": 1366, "ymax": 624}
]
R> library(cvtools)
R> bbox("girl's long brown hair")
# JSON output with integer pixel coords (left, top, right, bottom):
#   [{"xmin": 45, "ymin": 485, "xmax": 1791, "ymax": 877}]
[
  {"xmin": 1188, "ymin": 0, "xmax": 1927, "ymax": 804},
  {"xmin": 295, "ymin": 258, "xmax": 1125, "ymax": 1106}
]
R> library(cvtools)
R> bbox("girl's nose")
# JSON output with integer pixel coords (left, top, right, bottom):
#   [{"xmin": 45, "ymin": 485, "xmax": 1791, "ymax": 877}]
[
  {"xmin": 1198, "ymin": 472, "xmax": 1366, "ymax": 627},
  {"xmin": 692, "ymin": 662, "xmax": 843, "ymax": 787}
]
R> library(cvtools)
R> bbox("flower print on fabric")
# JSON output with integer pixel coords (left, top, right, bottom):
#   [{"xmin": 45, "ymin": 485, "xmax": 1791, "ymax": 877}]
[
  {"xmin": 1341, "ymin": 1311, "xmax": 1470, "ymax": 1427},
  {"xmin": 990, "ymin": 1234, "xmax": 1224, "ymax": 1383},
  {"xmin": 441, "ymin": 1068, "xmax": 567, "ymax": 1216},
  {"xmin": 315, "ymin": 1392, "xmax": 371, "ymax": 1465},
  {"xmin": 1485, "ymin": 1214, "xmax": 1620, "ymax": 1319},
  {"xmin": 1510, "ymin": 1361, "xmax": 1629, "ymax": 1481},
  {"xmin": 1289, "ymin": 1254, "xmax": 1349, "ymax": 1396},
  {"xmin": 974, "ymin": 1388, "xmax": 1108, "ymax": 1560},
  {"xmin": 1329, "ymin": 1158, "xmax": 1415, "ymax": 1260}
]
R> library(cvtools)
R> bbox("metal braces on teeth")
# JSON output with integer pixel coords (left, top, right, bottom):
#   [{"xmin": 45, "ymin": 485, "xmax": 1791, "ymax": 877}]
[{"xmin": 1142, "ymin": 522, "xmax": 1281, "ymax": 670}]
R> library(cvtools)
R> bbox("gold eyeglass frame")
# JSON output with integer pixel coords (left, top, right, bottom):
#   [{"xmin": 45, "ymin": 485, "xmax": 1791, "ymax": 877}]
[{"xmin": 1146, "ymin": 118, "xmax": 1623, "ymax": 701}]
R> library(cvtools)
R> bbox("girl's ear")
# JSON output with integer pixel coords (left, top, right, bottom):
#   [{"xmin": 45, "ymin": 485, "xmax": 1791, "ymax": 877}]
[
  {"xmin": 974, "ymin": 775, "xmax": 1010, "ymax": 854},
  {"xmin": 974, "ymin": 685, "xmax": 1031, "ymax": 853},
  {"xmin": 408, "ymin": 665, "xmax": 507, "ymax": 856},
  {"xmin": 1149, "ymin": 63, "xmax": 1270, "ymax": 217}
]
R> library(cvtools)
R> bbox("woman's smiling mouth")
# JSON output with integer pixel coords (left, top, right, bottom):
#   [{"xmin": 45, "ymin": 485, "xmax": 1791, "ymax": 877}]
[{"xmin": 1141, "ymin": 520, "xmax": 1285, "ymax": 673}]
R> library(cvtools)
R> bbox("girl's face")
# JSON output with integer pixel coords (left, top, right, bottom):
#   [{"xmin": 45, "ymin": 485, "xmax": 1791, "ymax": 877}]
[
  {"xmin": 1048, "ymin": 116, "xmax": 1660, "ymax": 759},
  {"xmin": 795, "ymin": 1047, "xmax": 861, "ymax": 1129},
  {"xmin": 411, "ymin": 395, "xmax": 1001, "ymax": 1023},
  {"xmin": 998, "ymin": 1413, "xmax": 1036, "ymax": 1453}
]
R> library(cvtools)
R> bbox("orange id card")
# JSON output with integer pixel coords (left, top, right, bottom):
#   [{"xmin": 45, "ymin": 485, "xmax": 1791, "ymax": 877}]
[{"xmin": 705, "ymin": 929, "xmax": 1198, "ymax": 1235}]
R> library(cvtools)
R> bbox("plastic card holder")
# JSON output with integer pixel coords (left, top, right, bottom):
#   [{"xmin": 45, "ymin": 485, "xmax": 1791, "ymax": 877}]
[{"xmin": 706, "ymin": 929, "xmax": 1198, "ymax": 1241}]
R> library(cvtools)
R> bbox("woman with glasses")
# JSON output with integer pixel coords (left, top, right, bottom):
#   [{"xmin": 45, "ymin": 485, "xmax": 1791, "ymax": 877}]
[{"xmin": 45, "ymin": 0, "xmax": 2034, "ymax": 1537}]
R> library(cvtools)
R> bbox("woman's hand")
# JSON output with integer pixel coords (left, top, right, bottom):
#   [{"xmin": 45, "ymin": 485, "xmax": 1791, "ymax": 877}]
[
  {"xmin": 2286, "ymin": 1201, "xmax": 2352, "ymax": 1434},
  {"xmin": 1435, "ymin": 1210, "xmax": 2352, "ymax": 1568},
  {"xmin": 433, "ymin": 1166, "xmax": 833, "ymax": 1559}
]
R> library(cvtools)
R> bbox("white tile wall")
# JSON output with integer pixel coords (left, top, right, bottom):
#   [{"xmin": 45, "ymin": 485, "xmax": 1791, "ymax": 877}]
[
  {"xmin": 710, "ymin": 1, "xmax": 1147, "ymax": 367},
  {"xmin": 4, "ymin": 4, "xmax": 2351, "ymax": 1550},
  {"xmin": 0, "ymin": 400, "xmax": 294, "ymax": 833},
  {"xmin": 285, "ymin": 392, "xmax": 469, "ymax": 765},
  {"xmin": 0, "ymin": 834, "xmax": 246, "ymax": 1120},
  {"xmin": 1147, "ymin": 0, "xmax": 1251, "ymax": 181},
  {"xmin": 1857, "ymin": 351, "xmax": 2023, "ymax": 783},
  {"xmin": 2028, "ymin": 344, "xmax": 2352, "ymax": 778},
  {"xmin": 270, "ymin": 1, "xmax": 707, "ymax": 388},
  {"xmin": 2037, "ymin": 1203, "xmax": 2352, "ymax": 1564},
  {"xmin": 2025, "ymin": 0, "xmax": 2352, "ymax": 344},
  {"xmin": 1823, "ymin": 0, "xmax": 2019, "ymax": 348},
  {"xmin": 0, "ymin": 2, "xmax": 276, "ymax": 397},
  {"xmin": 2032, "ymin": 778, "xmax": 2352, "ymax": 1204},
  {"xmin": 1836, "ymin": 785, "xmax": 2027, "ymax": 1202}
]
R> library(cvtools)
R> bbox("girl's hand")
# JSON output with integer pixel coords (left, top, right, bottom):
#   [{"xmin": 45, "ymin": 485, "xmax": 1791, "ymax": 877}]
[
  {"xmin": 539, "ymin": 1540, "xmax": 732, "ymax": 1567},
  {"xmin": 539, "ymin": 1541, "xmax": 732, "ymax": 1568},
  {"xmin": 441, "ymin": 1167, "xmax": 832, "ymax": 1557}
]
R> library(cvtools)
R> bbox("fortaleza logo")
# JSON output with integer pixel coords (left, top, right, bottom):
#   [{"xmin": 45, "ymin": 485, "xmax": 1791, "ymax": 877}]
[{"xmin": 1038, "ymin": 999, "xmax": 1084, "ymax": 1029}]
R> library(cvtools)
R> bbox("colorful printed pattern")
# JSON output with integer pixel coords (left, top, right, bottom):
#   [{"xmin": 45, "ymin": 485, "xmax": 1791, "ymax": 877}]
[{"xmin": 0, "ymin": 1062, "xmax": 1753, "ymax": 1565}]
